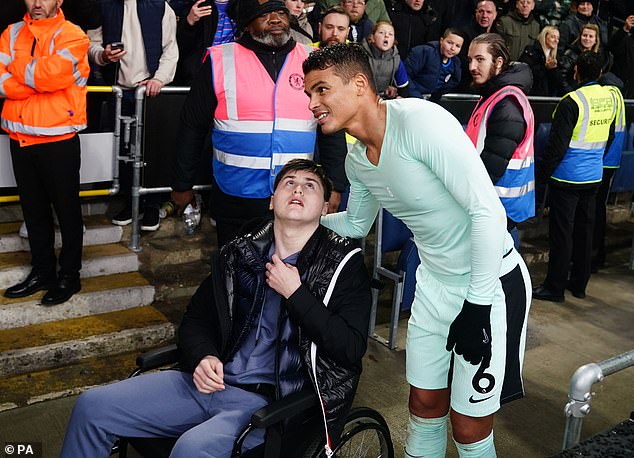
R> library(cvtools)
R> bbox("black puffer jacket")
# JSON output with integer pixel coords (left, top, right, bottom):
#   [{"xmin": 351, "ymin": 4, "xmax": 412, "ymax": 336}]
[
  {"xmin": 555, "ymin": 44, "xmax": 610, "ymax": 96},
  {"xmin": 474, "ymin": 62, "xmax": 533, "ymax": 186},
  {"xmin": 178, "ymin": 220, "xmax": 371, "ymax": 447},
  {"xmin": 519, "ymin": 41, "xmax": 558, "ymax": 96}
]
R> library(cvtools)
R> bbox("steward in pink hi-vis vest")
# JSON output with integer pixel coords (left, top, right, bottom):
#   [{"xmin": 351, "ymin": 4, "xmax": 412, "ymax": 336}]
[
  {"xmin": 209, "ymin": 42, "xmax": 317, "ymax": 199},
  {"xmin": 466, "ymin": 85, "xmax": 536, "ymax": 223}
]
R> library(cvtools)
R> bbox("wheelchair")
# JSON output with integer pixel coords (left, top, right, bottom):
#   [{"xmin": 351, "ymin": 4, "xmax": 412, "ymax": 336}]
[{"xmin": 111, "ymin": 344, "xmax": 395, "ymax": 458}]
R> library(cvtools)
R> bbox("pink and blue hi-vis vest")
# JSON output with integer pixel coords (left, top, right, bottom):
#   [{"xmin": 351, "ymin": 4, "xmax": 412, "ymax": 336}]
[
  {"xmin": 466, "ymin": 85, "xmax": 535, "ymax": 223},
  {"xmin": 209, "ymin": 43, "xmax": 317, "ymax": 198}
]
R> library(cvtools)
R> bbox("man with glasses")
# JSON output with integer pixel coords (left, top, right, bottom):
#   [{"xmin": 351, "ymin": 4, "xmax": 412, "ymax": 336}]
[{"xmin": 341, "ymin": 0, "xmax": 373, "ymax": 42}]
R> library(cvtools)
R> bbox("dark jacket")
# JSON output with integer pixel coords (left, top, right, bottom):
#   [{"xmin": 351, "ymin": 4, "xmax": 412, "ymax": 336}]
[
  {"xmin": 475, "ymin": 62, "xmax": 533, "ymax": 185},
  {"xmin": 348, "ymin": 13, "xmax": 374, "ymax": 43},
  {"xmin": 495, "ymin": 9, "xmax": 541, "ymax": 61},
  {"xmin": 555, "ymin": 44, "xmax": 610, "ymax": 96},
  {"xmin": 558, "ymin": 11, "xmax": 609, "ymax": 55},
  {"xmin": 178, "ymin": 221, "xmax": 371, "ymax": 446},
  {"xmin": 608, "ymin": 27, "xmax": 634, "ymax": 98},
  {"xmin": 174, "ymin": 1, "xmax": 221, "ymax": 85},
  {"xmin": 404, "ymin": 41, "xmax": 461, "ymax": 97},
  {"xmin": 172, "ymin": 34, "xmax": 349, "ymax": 196},
  {"xmin": 518, "ymin": 41, "xmax": 558, "ymax": 96},
  {"xmin": 386, "ymin": 0, "xmax": 442, "ymax": 60}
]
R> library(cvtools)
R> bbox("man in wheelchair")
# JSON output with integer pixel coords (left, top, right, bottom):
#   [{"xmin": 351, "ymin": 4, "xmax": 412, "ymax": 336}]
[{"xmin": 61, "ymin": 159, "xmax": 372, "ymax": 457}]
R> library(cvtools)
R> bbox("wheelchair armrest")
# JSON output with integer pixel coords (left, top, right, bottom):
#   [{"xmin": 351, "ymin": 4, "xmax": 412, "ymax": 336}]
[
  {"xmin": 135, "ymin": 344, "xmax": 179, "ymax": 372},
  {"xmin": 250, "ymin": 389, "xmax": 318, "ymax": 428}
]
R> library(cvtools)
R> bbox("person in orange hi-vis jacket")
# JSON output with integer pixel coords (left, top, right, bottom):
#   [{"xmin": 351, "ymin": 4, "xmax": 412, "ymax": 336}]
[{"xmin": 1, "ymin": 0, "xmax": 90, "ymax": 305}]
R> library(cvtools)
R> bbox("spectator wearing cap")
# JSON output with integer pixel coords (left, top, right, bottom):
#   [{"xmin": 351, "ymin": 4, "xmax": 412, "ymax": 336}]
[{"xmin": 170, "ymin": 0, "xmax": 348, "ymax": 247}]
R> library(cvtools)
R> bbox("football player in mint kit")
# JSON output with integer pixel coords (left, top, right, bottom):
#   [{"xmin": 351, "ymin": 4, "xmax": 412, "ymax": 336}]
[{"xmin": 305, "ymin": 44, "xmax": 532, "ymax": 457}]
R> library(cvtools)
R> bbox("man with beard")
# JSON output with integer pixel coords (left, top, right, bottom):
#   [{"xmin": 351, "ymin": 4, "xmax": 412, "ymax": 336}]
[
  {"xmin": 465, "ymin": 33, "xmax": 535, "ymax": 248},
  {"xmin": 170, "ymin": 0, "xmax": 347, "ymax": 246},
  {"xmin": 314, "ymin": 5, "xmax": 351, "ymax": 47},
  {"xmin": 305, "ymin": 43, "xmax": 531, "ymax": 458}
]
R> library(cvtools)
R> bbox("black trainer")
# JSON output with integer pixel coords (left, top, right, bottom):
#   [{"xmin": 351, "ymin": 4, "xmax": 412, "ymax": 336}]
[
  {"xmin": 141, "ymin": 207, "xmax": 160, "ymax": 231},
  {"xmin": 112, "ymin": 207, "xmax": 134, "ymax": 226}
]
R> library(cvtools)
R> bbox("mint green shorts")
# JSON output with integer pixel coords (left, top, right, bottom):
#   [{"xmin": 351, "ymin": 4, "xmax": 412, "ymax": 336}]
[{"xmin": 405, "ymin": 248, "xmax": 531, "ymax": 417}]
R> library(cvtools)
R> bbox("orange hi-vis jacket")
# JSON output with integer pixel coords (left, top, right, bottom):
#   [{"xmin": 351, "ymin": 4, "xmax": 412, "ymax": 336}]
[{"xmin": 0, "ymin": 10, "xmax": 89, "ymax": 147}]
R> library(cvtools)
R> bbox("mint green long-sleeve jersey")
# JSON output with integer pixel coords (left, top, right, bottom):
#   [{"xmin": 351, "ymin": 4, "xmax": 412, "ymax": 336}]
[{"xmin": 321, "ymin": 98, "xmax": 515, "ymax": 305}]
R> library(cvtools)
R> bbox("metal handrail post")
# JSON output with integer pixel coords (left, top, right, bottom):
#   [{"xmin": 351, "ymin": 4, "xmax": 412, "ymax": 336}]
[
  {"xmin": 562, "ymin": 349, "xmax": 634, "ymax": 450},
  {"xmin": 129, "ymin": 86, "xmax": 146, "ymax": 252},
  {"xmin": 110, "ymin": 86, "xmax": 123, "ymax": 195},
  {"xmin": 369, "ymin": 209, "xmax": 383, "ymax": 339}
]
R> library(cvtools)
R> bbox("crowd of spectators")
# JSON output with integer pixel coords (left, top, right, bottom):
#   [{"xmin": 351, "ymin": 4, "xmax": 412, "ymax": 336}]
[
  {"xmin": 1, "ymin": 0, "xmax": 631, "ymax": 232},
  {"xmin": 2, "ymin": 0, "xmax": 633, "ymax": 100}
]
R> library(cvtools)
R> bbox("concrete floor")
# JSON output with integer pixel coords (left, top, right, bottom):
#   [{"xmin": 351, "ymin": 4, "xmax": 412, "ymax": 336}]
[{"xmin": 0, "ymin": 249, "xmax": 633, "ymax": 458}]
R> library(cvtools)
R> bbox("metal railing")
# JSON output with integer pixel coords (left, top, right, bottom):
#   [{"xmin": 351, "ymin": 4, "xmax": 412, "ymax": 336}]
[
  {"xmin": 562, "ymin": 348, "xmax": 634, "ymax": 449},
  {"xmin": 0, "ymin": 85, "xmax": 122, "ymax": 203},
  {"xmin": 128, "ymin": 86, "xmax": 211, "ymax": 252}
]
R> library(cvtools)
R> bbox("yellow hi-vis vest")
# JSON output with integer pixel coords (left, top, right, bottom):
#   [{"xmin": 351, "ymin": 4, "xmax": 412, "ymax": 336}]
[
  {"xmin": 551, "ymin": 84, "xmax": 616, "ymax": 184},
  {"xmin": 602, "ymin": 85, "xmax": 626, "ymax": 168}
]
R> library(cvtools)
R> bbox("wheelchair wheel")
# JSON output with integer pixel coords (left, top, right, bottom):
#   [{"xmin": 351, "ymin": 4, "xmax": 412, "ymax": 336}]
[{"xmin": 304, "ymin": 407, "xmax": 394, "ymax": 458}]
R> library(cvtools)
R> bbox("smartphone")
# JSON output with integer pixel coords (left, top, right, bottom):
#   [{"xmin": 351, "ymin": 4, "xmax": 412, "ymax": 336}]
[
  {"xmin": 110, "ymin": 41, "xmax": 124, "ymax": 51},
  {"xmin": 199, "ymin": 0, "xmax": 212, "ymax": 7}
]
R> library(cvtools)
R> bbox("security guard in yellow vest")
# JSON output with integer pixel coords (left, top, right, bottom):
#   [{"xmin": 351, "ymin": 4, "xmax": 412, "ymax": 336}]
[{"xmin": 533, "ymin": 51, "xmax": 617, "ymax": 302}]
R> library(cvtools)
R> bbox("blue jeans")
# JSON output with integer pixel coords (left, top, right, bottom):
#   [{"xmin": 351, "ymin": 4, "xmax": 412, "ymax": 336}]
[{"xmin": 60, "ymin": 370, "xmax": 269, "ymax": 458}]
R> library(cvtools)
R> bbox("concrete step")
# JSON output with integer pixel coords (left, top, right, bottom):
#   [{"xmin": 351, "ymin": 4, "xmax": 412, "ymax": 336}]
[
  {"xmin": 0, "ymin": 243, "xmax": 138, "ymax": 290},
  {"xmin": 0, "ymin": 306, "xmax": 174, "ymax": 378},
  {"xmin": 0, "ymin": 216, "xmax": 123, "ymax": 254},
  {"xmin": 136, "ymin": 216, "xmax": 217, "ymax": 273},
  {"xmin": 0, "ymin": 200, "xmax": 110, "ymax": 223},
  {"xmin": 0, "ymin": 350, "xmax": 141, "ymax": 411},
  {"xmin": 0, "ymin": 272, "xmax": 155, "ymax": 330}
]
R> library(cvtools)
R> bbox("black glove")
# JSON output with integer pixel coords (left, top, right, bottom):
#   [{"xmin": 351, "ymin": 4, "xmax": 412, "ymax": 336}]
[{"xmin": 445, "ymin": 300, "xmax": 492, "ymax": 368}]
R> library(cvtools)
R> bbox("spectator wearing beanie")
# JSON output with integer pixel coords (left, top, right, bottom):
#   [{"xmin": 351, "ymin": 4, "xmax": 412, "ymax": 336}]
[{"xmin": 558, "ymin": 0, "xmax": 608, "ymax": 55}]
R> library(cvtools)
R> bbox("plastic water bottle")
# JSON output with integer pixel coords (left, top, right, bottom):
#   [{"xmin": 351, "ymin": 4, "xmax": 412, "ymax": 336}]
[
  {"xmin": 182, "ymin": 194, "xmax": 203, "ymax": 235},
  {"xmin": 182, "ymin": 203, "xmax": 201, "ymax": 235}
]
